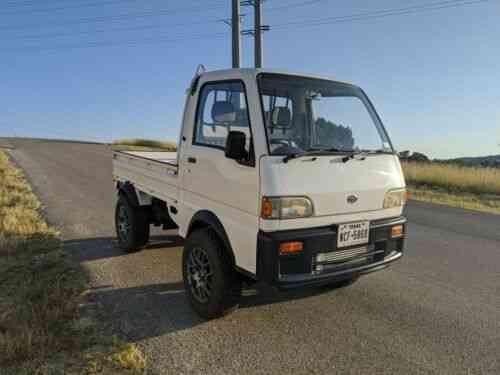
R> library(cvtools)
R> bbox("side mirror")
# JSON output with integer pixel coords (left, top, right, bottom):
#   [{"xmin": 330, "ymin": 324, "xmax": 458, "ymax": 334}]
[{"xmin": 225, "ymin": 131, "xmax": 247, "ymax": 160}]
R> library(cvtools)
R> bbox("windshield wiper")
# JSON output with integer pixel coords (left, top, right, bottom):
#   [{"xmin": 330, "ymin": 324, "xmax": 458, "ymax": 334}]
[
  {"xmin": 283, "ymin": 148, "xmax": 356, "ymax": 163},
  {"xmin": 282, "ymin": 151, "xmax": 324, "ymax": 163},
  {"xmin": 341, "ymin": 149, "xmax": 393, "ymax": 163},
  {"xmin": 341, "ymin": 151, "xmax": 368, "ymax": 163},
  {"xmin": 282, "ymin": 148, "xmax": 392, "ymax": 163},
  {"xmin": 309, "ymin": 147, "xmax": 361, "ymax": 162}
]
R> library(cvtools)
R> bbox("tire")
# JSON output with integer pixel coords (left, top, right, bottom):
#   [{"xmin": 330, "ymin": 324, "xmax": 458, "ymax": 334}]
[
  {"xmin": 115, "ymin": 194, "xmax": 150, "ymax": 253},
  {"xmin": 182, "ymin": 228, "xmax": 242, "ymax": 319}
]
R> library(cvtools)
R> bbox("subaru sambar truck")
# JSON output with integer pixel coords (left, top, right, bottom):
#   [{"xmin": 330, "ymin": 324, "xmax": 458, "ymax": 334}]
[{"xmin": 112, "ymin": 67, "xmax": 408, "ymax": 319}]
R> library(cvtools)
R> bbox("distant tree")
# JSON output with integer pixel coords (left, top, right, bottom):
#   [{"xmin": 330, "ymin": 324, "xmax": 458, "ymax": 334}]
[
  {"xmin": 315, "ymin": 117, "xmax": 354, "ymax": 150},
  {"xmin": 409, "ymin": 152, "xmax": 430, "ymax": 162},
  {"xmin": 398, "ymin": 150, "xmax": 411, "ymax": 160},
  {"xmin": 398, "ymin": 150, "xmax": 430, "ymax": 163}
]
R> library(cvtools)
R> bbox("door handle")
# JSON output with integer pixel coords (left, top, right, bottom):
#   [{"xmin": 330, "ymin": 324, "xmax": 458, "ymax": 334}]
[{"xmin": 187, "ymin": 157, "xmax": 197, "ymax": 164}]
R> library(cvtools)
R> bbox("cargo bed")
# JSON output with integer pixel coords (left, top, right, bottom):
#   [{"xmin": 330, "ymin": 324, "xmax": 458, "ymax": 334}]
[{"xmin": 112, "ymin": 150, "xmax": 179, "ymax": 203}]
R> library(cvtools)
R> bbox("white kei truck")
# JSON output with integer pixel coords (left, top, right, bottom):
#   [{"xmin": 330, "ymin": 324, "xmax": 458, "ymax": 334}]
[{"xmin": 112, "ymin": 67, "xmax": 408, "ymax": 319}]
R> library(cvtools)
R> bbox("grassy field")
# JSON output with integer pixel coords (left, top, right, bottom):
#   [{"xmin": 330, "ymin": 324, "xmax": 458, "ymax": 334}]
[
  {"xmin": 111, "ymin": 138, "xmax": 177, "ymax": 152},
  {"xmin": 0, "ymin": 150, "xmax": 145, "ymax": 374},
  {"xmin": 402, "ymin": 161, "xmax": 500, "ymax": 214}
]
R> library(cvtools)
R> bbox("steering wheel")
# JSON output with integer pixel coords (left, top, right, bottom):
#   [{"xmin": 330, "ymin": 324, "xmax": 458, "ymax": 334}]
[
  {"xmin": 270, "ymin": 138, "xmax": 292, "ymax": 147},
  {"xmin": 270, "ymin": 139, "xmax": 303, "ymax": 155}
]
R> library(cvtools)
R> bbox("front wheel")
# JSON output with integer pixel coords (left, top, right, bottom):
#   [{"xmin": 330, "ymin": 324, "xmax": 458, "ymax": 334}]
[
  {"xmin": 182, "ymin": 229, "xmax": 242, "ymax": 319},
  {"xmin": 115, "ymin": 194, "xmax": 150, "ymax": 253}
]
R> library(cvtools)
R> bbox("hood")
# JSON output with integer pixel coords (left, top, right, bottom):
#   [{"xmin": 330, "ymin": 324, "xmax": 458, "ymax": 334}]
[{"xmin": 260, "ymin": 154, "xmax": 405, "ymax": 216}]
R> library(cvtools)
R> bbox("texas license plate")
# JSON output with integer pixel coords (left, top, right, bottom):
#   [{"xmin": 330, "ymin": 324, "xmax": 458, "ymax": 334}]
[{"xmin": 337, "ymin": 221, "xmax": 370, "ymax": 248}]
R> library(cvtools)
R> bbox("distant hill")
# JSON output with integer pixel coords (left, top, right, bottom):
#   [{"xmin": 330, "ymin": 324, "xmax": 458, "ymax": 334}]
[
  {"xmin": 436, "ymin": 154, "xmax": 500, "ymax": 168},
  {"xmin": 399, "ymin": 150, "xmax": 500, "ymax": 168}
]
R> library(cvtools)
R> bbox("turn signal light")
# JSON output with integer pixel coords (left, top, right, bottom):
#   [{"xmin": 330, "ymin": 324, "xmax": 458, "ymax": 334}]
[
  {"xmin": 279, "ymin": 241, "xmax": 303, "ymax": 255},
  {"xmin": 391, "ymin": 225, "xmax": 404, "ymax": 238},
  {"xmin": 406, "ymin": 191, "xmax": 412, "ymax": 201},
  {"xmin": 261, "ymin": 198, "xmax": 274, "ymax": 219}
]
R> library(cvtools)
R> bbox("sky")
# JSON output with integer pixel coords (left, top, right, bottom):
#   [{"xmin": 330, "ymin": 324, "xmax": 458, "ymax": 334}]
[{"xmin": 1, "ymin": 0, "xmax": 499, "ymax": 159}]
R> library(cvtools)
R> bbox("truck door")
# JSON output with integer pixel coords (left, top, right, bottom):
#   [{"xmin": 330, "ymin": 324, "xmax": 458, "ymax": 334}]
[{"xmin": 182, "ymin": 80, "xmax": 260, "ymax": 274}]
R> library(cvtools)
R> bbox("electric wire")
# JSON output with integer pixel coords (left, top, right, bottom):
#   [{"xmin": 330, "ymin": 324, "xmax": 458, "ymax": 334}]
[
  {"xmin": 0, "ymin": 2, "xmax": 227, "ymax": 31},
  {"xmin": 272, "ymin": 0, "xmax": 491, "ymax": 31},
  {"xmin": 1, "ymin": 0, "xmax": 493, "ymax": 53},
  {"xmin": 1, "ymin": 0, "xmax": 223, "ymax": 12}
]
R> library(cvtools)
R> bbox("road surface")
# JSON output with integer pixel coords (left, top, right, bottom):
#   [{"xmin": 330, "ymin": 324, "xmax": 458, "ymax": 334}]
[{"xmin": 4, "ymin": 138, "xmax": 500, "ymax": 375}]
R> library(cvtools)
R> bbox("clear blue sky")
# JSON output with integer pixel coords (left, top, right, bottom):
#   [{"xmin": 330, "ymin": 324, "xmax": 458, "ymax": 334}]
[{"xmin": 1, "ymin": 0, "xmax": 499, "ymax": 158}]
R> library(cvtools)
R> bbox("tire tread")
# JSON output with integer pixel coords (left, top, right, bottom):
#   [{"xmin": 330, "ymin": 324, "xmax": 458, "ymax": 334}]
[
  {"xmin": 115, "ymin": 193, "xmax": 150, "ymax": 253},
  {"xmin": 183, "ymin": 228, "xmax": 242, "ymax": 319}
]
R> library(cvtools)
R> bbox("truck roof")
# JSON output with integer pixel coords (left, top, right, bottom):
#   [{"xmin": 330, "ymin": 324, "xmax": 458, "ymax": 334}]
[{"xmin": 199, "ymin": 68, "xmax": 355, "ymax": 87}]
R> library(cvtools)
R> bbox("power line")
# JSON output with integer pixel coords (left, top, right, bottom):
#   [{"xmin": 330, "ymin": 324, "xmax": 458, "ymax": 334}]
[
  {"xmin": 3, "ymin": 31, "xmax": 228, "ymax": 53},
  {"xmin": 2, "ymin": 0, "xmax": 89, "ymax": 7},
  {"xmin": 0, "ymin": 0, "xmax": 142, "ymax": 13},
  {"xmin": 1, "ymin": 0, "xmax": 492, "ymax": 53},
  {"xmin": 0, "ymin": 0, "xmax": 321, "ymax": 22},
  {"xmin": 0, "ymin": 2, "xmax": 227, "ymax": 31},
  {"xmin": 272, "ymin": 0, "xmax": 492, "ymax": 30},
  {"xmin": 2, "ymin": 0, "xmax": 97, "ymax": 7},
  {"xmin": 2, "ymin": 0, "xmax": 326, "ymax": 39},
  {"xmin": 267, "ymin": 0, "xmax": 326, "ymax": 13},
  {"xmin": 1, "ymin": 0, "xmax": 222, "ymax": 12},
  {"xmin": 5, "ymin": 19, "xmax": 220, "ymax": 41}
]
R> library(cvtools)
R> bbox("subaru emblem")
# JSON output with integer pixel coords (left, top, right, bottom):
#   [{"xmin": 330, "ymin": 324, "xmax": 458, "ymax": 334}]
[{"xmin": 347, "ymin": 195, "xmax": 358, "ymax": 204}]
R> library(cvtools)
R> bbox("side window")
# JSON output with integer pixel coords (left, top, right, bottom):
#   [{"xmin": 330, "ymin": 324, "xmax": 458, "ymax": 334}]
[{"xmin": 194, "ymin": 81, "xmax": 252, "ymax": 154}]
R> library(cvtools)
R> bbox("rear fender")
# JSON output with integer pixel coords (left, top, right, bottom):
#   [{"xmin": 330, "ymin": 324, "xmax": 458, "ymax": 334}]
[{"xmin": 117, "ymin": 181, "xmax": 152, "ymax": 206}]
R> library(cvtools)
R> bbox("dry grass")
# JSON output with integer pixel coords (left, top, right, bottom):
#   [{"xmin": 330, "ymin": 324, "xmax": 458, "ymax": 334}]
[
  {"xmin": 112, "ymin": 138, "xmax": 177, "ymax": 152},
  {"xmin": 402, "ymin": 162, "xmax": 500, "ymax": 214},
  {"xmin": 402, "ymin": 161, "xmax": 500, "ymax": 196},
  {"xmin": 0, "ymin": 150, "xmax": 146, "ymax": 374},
  {"xmin": 408, "ymin": 186, "xmax": 500, "ymax": 214},
  {"xmin": 85, "ymin": 340, "xmax": 146, "ymax": 374}
]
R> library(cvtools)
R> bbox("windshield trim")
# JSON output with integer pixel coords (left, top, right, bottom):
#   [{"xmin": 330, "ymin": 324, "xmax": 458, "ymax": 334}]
[{"xmin": 256, "ymin": 72, "xmax": 395, "ymax": 156}]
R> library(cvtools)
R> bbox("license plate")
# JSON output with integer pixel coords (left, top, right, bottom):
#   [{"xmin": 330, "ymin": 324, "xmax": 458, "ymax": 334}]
[{"xmin": 337, "ymin": 221, "xmax": 370, "ymax": 248}]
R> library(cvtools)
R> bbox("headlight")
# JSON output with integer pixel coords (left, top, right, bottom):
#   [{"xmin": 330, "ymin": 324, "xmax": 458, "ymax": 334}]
[
  {"xmin": 261, "ymin": 197, "xmax": 314, "ymax": 219},
  {"xmin": 383, "ymin": 188, "xmax": 407, "ymax": 209}
]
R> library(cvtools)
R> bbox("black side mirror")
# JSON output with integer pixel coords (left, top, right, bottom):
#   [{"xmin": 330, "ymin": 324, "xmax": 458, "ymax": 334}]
[{"xmin": 225, "ymin": 131, "xmax": 247, "ymax": 160}]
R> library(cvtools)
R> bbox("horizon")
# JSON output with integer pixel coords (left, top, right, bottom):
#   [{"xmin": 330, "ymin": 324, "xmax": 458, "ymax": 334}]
[
  {"xmin": 3, "ymin": 135, "xmax": 499, "ymax": 161},
  {"xmin": 1, "ymin": 0, "xmax": 499, "ymax": 159}
]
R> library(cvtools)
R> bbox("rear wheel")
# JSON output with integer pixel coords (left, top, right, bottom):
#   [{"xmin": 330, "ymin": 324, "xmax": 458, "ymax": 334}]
[
  {"xmin": 182, "ymin": 228, "xmax": 242, "ymax": 319},
  {"xmin": 115, "ymin": 194, "xmax": 150, "ymax": 252}
]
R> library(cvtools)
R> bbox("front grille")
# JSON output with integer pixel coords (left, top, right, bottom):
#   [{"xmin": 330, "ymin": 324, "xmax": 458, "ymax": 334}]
[{"xmin": 316, "ymin": 245, "xmax": 372, "ymax": 264}]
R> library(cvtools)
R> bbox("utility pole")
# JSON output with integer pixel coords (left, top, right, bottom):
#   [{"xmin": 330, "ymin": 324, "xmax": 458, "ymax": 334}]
[
  {"xmin": 254, "ymin": 0, "xmax": 263, "ymax": 68},
  {"xmin": 227, "ymin": 0, "xmax": 270, "ymax": 69},
  {"xmin": 231, "ymin": 0, "xmax": 241, "ymax": 68},
  {"xmin": 242, "ymin": 0, "xmax": 269, "ymax": 68}
]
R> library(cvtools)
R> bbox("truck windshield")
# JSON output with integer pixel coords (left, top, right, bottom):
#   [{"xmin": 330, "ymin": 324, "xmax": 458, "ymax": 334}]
[{"xmin": 257, "ymin": 73, "xmax": 393, "ymax": 156}]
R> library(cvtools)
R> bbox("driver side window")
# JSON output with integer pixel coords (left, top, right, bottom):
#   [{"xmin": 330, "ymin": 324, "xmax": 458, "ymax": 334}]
[{"xmin": 194, "ymin": 81, "xmax": 252, "ymax": 156}]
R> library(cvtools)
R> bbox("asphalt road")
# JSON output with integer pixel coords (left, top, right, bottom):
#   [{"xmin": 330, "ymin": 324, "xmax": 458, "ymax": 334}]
[{"xmin": 4, "ymin": 138, "xmax": 500, "ymax": 375}]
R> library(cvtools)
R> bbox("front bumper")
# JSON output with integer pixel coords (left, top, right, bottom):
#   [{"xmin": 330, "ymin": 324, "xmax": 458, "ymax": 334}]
[{"xmin": 256, "ymin": 216, "xmax": 406, "ymax": 288}]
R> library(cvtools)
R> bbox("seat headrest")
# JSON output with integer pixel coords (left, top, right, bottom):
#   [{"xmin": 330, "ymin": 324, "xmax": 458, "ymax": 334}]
[
  {"xmin": 271, "ymin": 106, "xmax": 291, "ymax": 127},
  {"xmin": 212, "ymin": 101, "xmax": 236, "ymax": 123}
]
